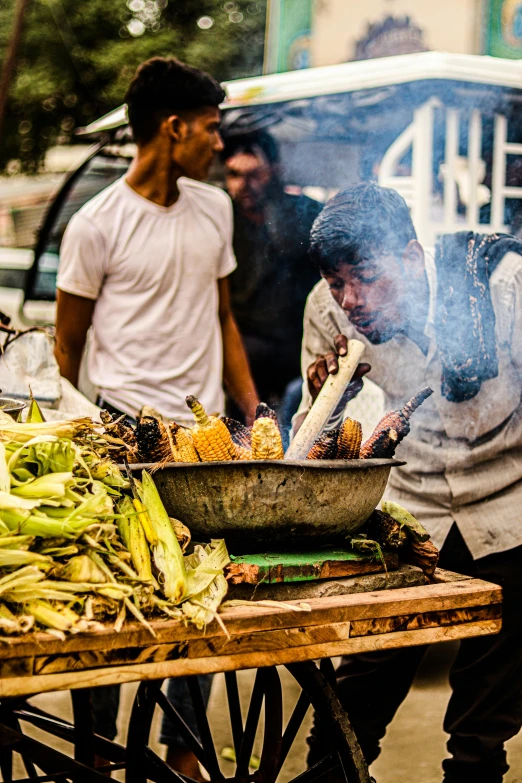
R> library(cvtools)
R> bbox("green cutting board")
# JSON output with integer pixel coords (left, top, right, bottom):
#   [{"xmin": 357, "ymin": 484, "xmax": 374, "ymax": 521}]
[{"xmin": 226, "ymin": 547, "xmax": 398, "ymax": 585}]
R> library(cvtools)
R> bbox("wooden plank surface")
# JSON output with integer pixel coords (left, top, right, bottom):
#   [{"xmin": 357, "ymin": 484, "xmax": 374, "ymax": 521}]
[
  {"xmin": 0, "ymin": 618, "xmax": 501, "ymax": 698},
  {"xmin": 0, "ymin": 574, "xmax": 501, "ymax": 660},
  {"xmin": 0, "ymin": 569, "xmax": 503, "ymax": 698}
]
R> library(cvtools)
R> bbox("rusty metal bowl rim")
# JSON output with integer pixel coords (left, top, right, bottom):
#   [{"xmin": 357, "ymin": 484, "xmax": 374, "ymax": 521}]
[{"xmin": 129, "ymin": 458, "xmax": 406, "ymax": 471}]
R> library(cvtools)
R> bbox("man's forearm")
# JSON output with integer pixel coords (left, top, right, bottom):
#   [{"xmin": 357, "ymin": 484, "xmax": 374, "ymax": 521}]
[
  {"xmin": 54, "ymin": 290, "xmax": 95, "ymax": 389},
  {"xmin": 54, "ymin": 339, "xmax": 83, "ymax": 388},
  {"xmin": 221, "ymin": 313, "xmax": 259, "ymax": 423}
]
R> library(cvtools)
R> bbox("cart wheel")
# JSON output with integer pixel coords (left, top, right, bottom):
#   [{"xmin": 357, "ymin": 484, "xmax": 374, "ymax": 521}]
[
  {"xmin": 126, "ymin": 660, "xmax": 372, "ymax": 783},
  {"xmin": 0, "ymin": 693, "xmax": 127, "ymax": 781}
]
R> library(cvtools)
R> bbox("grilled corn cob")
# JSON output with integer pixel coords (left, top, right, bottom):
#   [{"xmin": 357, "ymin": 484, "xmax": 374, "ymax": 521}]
[
  {"xmin": 221, "ymin": 417, "xmax": 252, "ymax": 449},
  {"xmin": 251, "ymin": 417, "xmax": 284, "ymax": 460},
  {"xmin": 169, "ymin": 423, "xmax": 199, "ymax": 463},
  {"xmin": 255, "ymin": 403, "xmax": 279, "ymax": 423},
  {"xmin": 336, "ymin": 417, "xmax": 362, "ymax": 459},
  {"xmin": 135, "ymin": 416, "xmax": 171, "ymax": 462},
  {"xmin": 360, "ymin": 427, "xmax": 399, "ymax": 459},
  {"xmin": 100, "ymin": 410, "xmax": 139, "ymax": 456},
  {"xmin": 360, "ymin": 387, "xmax": 433, "ymax": 459},
  {"xmin": 234, "ymin": 444, "xmax": 252, "ymax": 460},
  {"xmin": 307, "ymin": 429, "xmax": 339, "ymax": 459},
  {"xmin": 186, "ymin": 396, "xmax": 237, "ymax": 461}
]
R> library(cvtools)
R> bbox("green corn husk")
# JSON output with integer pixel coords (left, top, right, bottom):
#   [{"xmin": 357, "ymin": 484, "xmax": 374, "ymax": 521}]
[
  {"xmin": 0, "ymin": 602, "xmax": 34, "ymax": 634},
  {"xmin": 0, "ymin": 549, "xmax": 50, "ymax": 567},
  {"xmin": 185, "ymin": 539, "xmax": 230, "ymax": 599},
  {"xmin": 381, "ymin": 501, "xmax": 430, "ymax": 542},
  {"xmin": 181, "ymin": 541, "xmax": 230, "ymax": 630},
  {"xmin": 0, "ymin": 534, "xmax": 34, "ymax": 549},
  {"xmin": 116, "ymin": 497, "xmax": 133, "ymax": 550},
  {"xmin": 0, "ymin": 443, "xmax": 10, "ymax": 494},
  {"xmin": 12, "ymin": 440, "xmax": 76, "ymax": 479},
  {"xmin": 62, "ymin": 555, "xmax": 107, "ymax": 584},
  {"xmin": 26, "ymin": 600, "xmax": 77, "ymax": 632},
  {"xmin": 11, "ymin": 472, "xmax": 74, "ymax": 499},
  {"xmin": 0, "ymin": 492, "xmax": 42, "ymax": 510},
  {"xmin": 0, "ymin": 510, "xmax": 94, "ymax": 539},
  {"xmin": 0, "ymin": 419, "xmax": 94, "ymax": 444},
  {"xmin": 26, "ymin": 396, "xmax": 46, "ymax": 424},
  {"xmin": 128, "ymin": 512, "xmax": 153, "ymax": 582},
  {"xmin": 139, "ymin": 471, "xmax": 187, "ymax": 603},
  {"xmin": 182, "ymin": 572, "xmax": 228, "ymax": 630},
  {"xmin": 0, "ymin": 564, "xmax": 46, "ymax": 590},
  {"xmin": 38, "ymin": 544, "xmax": 79, "ymax": 557}
]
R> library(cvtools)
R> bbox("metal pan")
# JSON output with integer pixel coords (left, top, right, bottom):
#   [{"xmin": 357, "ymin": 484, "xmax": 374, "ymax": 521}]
[{"xmin": 133, "ymin": 459, "xmax": 405, "ymax": 552}]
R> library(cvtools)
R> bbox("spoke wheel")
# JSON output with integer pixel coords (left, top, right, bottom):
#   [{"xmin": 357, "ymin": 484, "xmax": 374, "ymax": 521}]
[
  {"xmin": 0, "ymin": 692, "xmax": 126, "ymax": 782},
  {"xmin": 126, "ymin": 661, "xmax": 371, "ymax": 783}
]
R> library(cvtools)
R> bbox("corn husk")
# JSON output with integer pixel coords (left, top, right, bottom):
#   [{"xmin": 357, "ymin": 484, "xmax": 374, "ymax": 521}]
[
  {"xmin": 0, "ymin": 419, "xmax": 94, "ymax": 444},
  {"xmin": 139, "ymin": 471, "xmax": 187, "ymax": 603},
  {"xmin": 0, "ymin": 417, "xmax": 229, "ymax": 637}
]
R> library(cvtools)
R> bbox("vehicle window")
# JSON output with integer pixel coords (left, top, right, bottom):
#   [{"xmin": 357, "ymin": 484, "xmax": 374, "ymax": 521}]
[{"xmin": 27, "ymin": 153, "xmax": 131, "ymax": 302}]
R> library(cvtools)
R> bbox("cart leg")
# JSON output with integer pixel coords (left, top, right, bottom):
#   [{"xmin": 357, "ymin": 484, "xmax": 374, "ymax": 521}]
[{"xmin": 71, "ymin": 689, "xmax": 96, "ymax": 767}]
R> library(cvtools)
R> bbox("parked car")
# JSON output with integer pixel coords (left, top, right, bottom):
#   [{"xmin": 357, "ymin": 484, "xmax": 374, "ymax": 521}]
[{"xmin": 4, "ymin": 50, "xmax": 522, "ymax": 328}]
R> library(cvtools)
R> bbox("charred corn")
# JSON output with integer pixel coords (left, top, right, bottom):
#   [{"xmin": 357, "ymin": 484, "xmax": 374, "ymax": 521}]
[
  {"xmin": 169, "ymin": 423, "xmax": 199, "ymax": 462},
  {"xmin": 135, "ymin": 417, "xmax": 172, "ymax": 463},
  {"xmin": 336, "ymin": 417, "xmax": 362, "ymax": 459},
  {"xmin": 360, "ymin": 427, "xmax": 399, "ymax": 459},
  {"xmin": 101, "ymin": 410, "xmax": 139, "ymax": 453},
  {"xmin": 251, "ymin": 417, "xmax": 284, "ymax": 460},
  {"xmin": 186, "ymin": 396, "xmax": 236, "ymax": 461},
  {"xmin": 255, "ymin": 403, "xmax": 279, "ymax": 424},
  {"xmin": 307, "ymin": 429, "xmax": 339, "ymax": 459},
  {"xmin": 360, "ymin": 387, "xmax": 433, "ymax": 459},
  {"xmin": 221, "ymin": 417, "xmax": 252, "ymax": 449}
]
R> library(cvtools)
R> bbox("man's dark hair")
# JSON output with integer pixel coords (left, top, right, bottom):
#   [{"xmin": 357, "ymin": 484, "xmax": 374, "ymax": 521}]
[
  {"xmin": 221, "ymin": 130, "xmax": 279, "ymax": 165},
  {"xmin": 309, "ymin": 182, "xmax": 417, "ymax": 271},
  {"xmin": 125, "ymin": 57, "xmax": 226, "ymax": 144}
]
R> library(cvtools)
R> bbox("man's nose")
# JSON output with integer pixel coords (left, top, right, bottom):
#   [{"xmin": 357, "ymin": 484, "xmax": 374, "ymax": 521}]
[
  {"xmin": 341, "ymin": 284, "xmax": 359, "ymax": 313},
  {"xmin": 214, "ymin": 131, "xmax": 224, "ymax": 153}
]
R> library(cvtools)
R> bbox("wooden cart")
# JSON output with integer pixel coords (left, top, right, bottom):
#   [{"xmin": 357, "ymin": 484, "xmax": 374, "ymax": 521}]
[{"xmin": 0, "ymin": 567, "xmax": 502, "ymax": 783}]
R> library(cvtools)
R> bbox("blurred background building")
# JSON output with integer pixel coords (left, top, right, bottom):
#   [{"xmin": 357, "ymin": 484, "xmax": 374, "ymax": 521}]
[{"xmin": 265, "ymin": 0, "xmax": 522, "ymax": 73}]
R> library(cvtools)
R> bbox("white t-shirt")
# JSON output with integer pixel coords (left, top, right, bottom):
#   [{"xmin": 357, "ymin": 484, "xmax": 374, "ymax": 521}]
[{"xmin": 57, "ymin": 177, "xmax": 236, "ymax": 423}]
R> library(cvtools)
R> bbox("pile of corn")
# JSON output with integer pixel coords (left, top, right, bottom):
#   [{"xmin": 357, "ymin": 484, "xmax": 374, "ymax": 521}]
[
  {"xmin": 111, "ymin": 399, "xmax": 286, "ymax": 464},
  {"xmin": 108, "ymin": 387, "xmax": 433, "ymax": 466},
  {"xmin": 0, "ymin": 404, "xmax": 229, "ymax": 638}
]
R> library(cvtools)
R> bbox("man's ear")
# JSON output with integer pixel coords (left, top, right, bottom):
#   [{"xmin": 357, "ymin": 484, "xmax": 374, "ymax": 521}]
[
  {"xmin": 402, "ymin": 239, "xmax": 425, "ymax": 279},
  {"xmin": 165, "ymin": 114, "xmax": 185, "ymax": 143}
]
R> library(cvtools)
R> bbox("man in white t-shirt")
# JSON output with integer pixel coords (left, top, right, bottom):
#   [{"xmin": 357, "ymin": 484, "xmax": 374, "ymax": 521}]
[
  {"xmin": 56, "ymin": 57, "xmax": 258, "ymax": 426},
  {"xmin": 55, "ymin": 57, "xmax": 259, "ymax": 780}
]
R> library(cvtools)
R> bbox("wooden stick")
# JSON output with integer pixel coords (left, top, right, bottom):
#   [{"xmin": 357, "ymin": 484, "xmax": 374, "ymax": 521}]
[{"xmin": 285, "ymin": 339, "xmax": 365, "ymax": 460}]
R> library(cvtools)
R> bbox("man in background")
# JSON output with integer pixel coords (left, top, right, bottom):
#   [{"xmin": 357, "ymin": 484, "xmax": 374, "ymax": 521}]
[
  {"xmin": 222, "ymin": 132, "xmax": 321, "ymax": 426},
  {"xmin": 55, "ymin": 57, "xmax": 258, "ymax": 780}
]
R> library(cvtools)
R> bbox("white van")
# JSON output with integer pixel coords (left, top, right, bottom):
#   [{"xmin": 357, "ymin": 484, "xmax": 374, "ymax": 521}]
[{"xmin": 6, "ymin": 50, "xmax": 522, "ymax": 326}]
